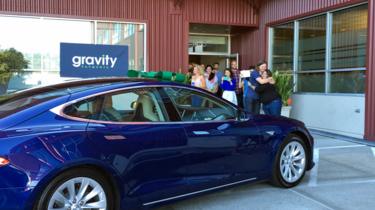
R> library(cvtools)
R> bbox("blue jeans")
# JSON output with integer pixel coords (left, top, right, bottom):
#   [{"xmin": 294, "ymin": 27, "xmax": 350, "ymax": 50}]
[
  {"xmin": 243, "ymin": 97, "xmax": 260, "ymax": 115},
  {"xmin": 263, "ymin": 99, "xmax": 282, "ymax": 116}
]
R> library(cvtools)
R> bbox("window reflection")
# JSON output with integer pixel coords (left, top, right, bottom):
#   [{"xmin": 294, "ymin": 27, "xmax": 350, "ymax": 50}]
[
  {"xmin": 298, "ymin": 15, "xmax": 326, "ymax": 71},
  {"xmin": 97, "ymin": 22, "xmax": 145, "ymax": 71},
  {"xmin": 271, "ymin": 23, "xmax": 294, "ymax": 72},
  {"xmin": 331, "ymin": 5, "xmax": 368, "ymax": 69}
]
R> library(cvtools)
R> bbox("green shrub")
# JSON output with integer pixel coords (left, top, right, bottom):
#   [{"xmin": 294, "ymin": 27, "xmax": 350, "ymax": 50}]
[{"xmin": 273, "ymin": 70, "xmax": 293, "ymax": 106}]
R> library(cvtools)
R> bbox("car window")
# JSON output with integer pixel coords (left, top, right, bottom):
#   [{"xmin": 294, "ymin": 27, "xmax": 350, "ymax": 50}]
[
  {"xmin": 164, "ymin": 87, "xmax": 237, "ymax": 122},
  {"xmin": 63, "ymin": 96, "xmax": 103, "ymax": 120},
  {"xmin": 0, "ymin": 89, "xmax": 68, "ymax": 119},
  {"xmin": 64, "ymin": 88, "xmax": 167, "ymax": 122}
]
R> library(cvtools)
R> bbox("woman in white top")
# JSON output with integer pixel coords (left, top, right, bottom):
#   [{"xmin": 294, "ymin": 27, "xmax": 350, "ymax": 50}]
[
  {"xmin": 204, "ymin": 65, "xmax": 218, "ymax": 94},
  {"xmin": 191, "ymin": 65, "xmax": 206, "ymax": 89},
  {"xmin": 191, "ymin": 65, "xmax": 206, "ymax": 107}
]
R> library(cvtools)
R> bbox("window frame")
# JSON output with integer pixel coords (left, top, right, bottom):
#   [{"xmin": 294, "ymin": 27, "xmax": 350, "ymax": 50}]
[{"xmin": 268, "ymin": 2, "xmax": 367, "ymax": 95}]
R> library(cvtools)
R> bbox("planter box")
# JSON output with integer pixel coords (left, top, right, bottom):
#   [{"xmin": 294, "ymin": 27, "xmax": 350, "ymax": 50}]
[{"xmin": 281, "ymin": 106, "xmax": 292, "ymax": 118}]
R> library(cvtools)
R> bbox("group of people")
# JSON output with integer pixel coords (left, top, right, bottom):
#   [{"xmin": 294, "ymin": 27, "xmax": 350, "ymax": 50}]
[{"xmin": 187, "ymin": 60, "xmax": 282, "ymax": 116}]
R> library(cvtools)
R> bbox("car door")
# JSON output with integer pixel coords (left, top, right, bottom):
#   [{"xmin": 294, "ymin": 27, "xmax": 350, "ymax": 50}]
[
  {"xmin": 162, "ymin": 87, "xmax": 265, "ymax": 188},
  {"xmin": 66, "ymin": 87, "xmax": 192, "ymax": 203}
]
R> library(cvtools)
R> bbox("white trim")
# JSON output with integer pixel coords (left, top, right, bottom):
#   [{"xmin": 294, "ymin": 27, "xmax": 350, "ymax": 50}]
[
  {"xmin": 94, "ymin": 20, "xmax": 98, "ymax": 44},
  {"xmin": 143, "ymin": 23, "xmax": 147, "ymax": 72},
  {"xmin": 296, "ymin": 70, "xmax": 326, "ymax": 73},
  {"xmin": 268, "ymin": 27, "xmax": 274, "ymax": 70},
  {"xmin": 142, "ymin": 177, "xmax": 257, "ymax": 206},
  {"xmin": 325, "ymin": 12, "xmax": 333, "ymax": 93},
  {"xmin": 293, "ymin": 20, "xmax": 299, "ymax": 93},
  {"xmin": 330, "ymin": 67, "xmax": 366, "ymax": 72}
]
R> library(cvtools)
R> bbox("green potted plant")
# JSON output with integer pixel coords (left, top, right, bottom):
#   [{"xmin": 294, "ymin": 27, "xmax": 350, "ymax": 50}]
[
  {"xmin": 272, "ymin": 70, "xmax": 294, "ymax": 117},
  {"xmin": 0, "ymin": 48, "xmax": 28, "ymax": 95}
]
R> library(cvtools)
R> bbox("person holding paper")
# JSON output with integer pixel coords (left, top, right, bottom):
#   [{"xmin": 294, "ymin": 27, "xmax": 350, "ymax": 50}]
[{"xmin": 240, "ymin": 67, "xmax": 257, "ymax": 114}]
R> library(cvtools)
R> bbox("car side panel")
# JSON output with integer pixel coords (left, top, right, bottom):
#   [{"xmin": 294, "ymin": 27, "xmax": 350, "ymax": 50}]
[
  {"xmin": 86, "ymin": 122, "xmax": 193, "ymax": 205},
  {"xmin": 0, "ymin": 111, "xmax": 117, "ymax": 210}
]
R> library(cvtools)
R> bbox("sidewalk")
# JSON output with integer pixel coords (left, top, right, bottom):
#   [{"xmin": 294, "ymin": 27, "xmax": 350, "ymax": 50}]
[{"xmin": 155, "ymin": 134, "xmax": 375, "ymax": 210}]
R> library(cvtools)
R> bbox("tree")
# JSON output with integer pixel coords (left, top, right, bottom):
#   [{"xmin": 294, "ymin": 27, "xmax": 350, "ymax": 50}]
[{"xmin": 0, "ymin": 48, "xmax": 29, "ymax": 94}]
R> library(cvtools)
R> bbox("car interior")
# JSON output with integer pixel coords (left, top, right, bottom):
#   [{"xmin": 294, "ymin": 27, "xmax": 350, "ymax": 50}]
[{"xmin": 64, "ymin": 91, "xmax": 165, "ymax": 122}]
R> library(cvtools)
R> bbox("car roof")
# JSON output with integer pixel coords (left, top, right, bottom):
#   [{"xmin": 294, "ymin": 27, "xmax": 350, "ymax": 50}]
[
  {"xmin": 1, "ymin": 77, "xmax": 156, "ymax": 101},
  {"xmin": 22, "ymin": 77, "xmax": 156, "ymax": 93}
]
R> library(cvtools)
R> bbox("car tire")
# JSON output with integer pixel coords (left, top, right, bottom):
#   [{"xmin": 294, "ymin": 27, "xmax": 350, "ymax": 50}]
[
  {"xmin": 34, "ymin": 167, "xmax": 115, "ymax": 210},
  {"xmin": 272, "ymin": 134, "xmax": 307, "ymax": 188}
]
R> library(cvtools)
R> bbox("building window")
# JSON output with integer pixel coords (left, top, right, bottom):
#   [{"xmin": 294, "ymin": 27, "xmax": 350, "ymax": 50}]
[
  {"xmin": 270, "ymin": 23, "xmax": 294, "ymax": 72},
  {"xmin": 269, "ymin": 4, "xmax": 368, "ymax": 94},
  {"xmin": 330, "ymin": 4, "xmax": 367, "ymax": 93},
  {"xmin": 97, "ymin": 22, "xmax": 145, "ymax": 71},
  {"xmin": 298, "ymin": 15, "xmax": 326, "ymax": 71},
  {"xmin": 298, "ymin": 15, "xmax": 327, "ymax": 92},
  {"xmin": 0, "ymin": 16, "xmax": 146, "ymax": 92}
]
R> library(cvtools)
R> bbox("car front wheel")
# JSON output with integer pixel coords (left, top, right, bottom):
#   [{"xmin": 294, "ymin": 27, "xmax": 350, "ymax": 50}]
[{"xmin": 272, "ymin": 135, "xmax": 307, "ymax": 188}]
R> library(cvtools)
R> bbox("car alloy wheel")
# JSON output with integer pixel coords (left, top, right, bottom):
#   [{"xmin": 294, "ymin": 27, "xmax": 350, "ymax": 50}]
[
  {"xmin": 279, "ymin": 141, "xmax": 306, "ymax": 183},
  {"xmin": 271, "ymin": 134, "xmax": 308, "ymax": 188},
  {"xmin": 34, "ymin": 168, "xmax": 116, "ymax": 210},
  {"xmin": 48, "ymin": 177, "xmax": 107, "ymax": 210}
]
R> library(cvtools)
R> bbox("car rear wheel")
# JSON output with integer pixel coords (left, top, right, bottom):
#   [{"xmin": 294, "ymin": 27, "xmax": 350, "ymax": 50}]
[
  {"xmin": 272, "ymin": 135, "xmax": 307, "ymax": 188},
  {"xmin": 34, "ymin": 168, "xmax": 115, "ymax": 210}
]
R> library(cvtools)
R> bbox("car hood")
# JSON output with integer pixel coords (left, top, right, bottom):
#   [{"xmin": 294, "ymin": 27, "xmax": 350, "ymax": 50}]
[{"xmin": 250, "ymin": 114, "xmax": 306, "ymax": 127}]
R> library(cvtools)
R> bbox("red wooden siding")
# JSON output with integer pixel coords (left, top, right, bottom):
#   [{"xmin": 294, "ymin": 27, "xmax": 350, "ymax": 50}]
[
  {"xmin": 0, "ymin": 0, "xmax": 258, "ymax": 72},
  {"xmin": 185, "ymin": 0, "xmax": 257, "ymax": 26},
  {"xmin": 365, "ymin": 0, "xmax": 375, "ymax": 141}
]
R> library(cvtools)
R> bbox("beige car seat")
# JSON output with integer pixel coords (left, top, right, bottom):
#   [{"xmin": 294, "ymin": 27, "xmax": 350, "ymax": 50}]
[{"xmin": 135, "ymin": 94, "xmax": 159, "ymax": 121}]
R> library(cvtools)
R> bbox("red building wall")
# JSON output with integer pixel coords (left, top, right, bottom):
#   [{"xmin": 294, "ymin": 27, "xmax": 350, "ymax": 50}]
[
  {"xmin": 365, "ymin": 0, "xmax": 375, "ymax": 141},
  {"xmin": 0, "ymin": 0, "xmax": 257, "ymax": 72}
]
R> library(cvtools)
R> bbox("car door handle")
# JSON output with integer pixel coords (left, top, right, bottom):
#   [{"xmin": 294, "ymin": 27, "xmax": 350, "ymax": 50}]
[
  {"xmin": 104, "ymin": 135, "xmax": 127, "ymax": 141},
  {"xmin": 193, "ymin": 131, "xmax": 210, "ymax": 135},
  {"xmin": 209, "ymin": 130, "xmax": 224, "ymax": 135}
]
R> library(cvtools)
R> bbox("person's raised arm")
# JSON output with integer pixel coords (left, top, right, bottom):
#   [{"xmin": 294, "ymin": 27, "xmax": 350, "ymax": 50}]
[{"xmin": 256, "ymin": 77, "xmax": 275, "ymax": 84}]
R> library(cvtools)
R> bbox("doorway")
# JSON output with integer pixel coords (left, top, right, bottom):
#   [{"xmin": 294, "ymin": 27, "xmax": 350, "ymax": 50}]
[{"xmin": 189, "ymin": 23, "xmax": 240, "ymax": 72}]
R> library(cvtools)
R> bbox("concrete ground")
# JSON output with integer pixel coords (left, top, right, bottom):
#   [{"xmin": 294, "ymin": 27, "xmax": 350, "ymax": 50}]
[{"xmin": 154, "ymin": 134, "xmax": 375, "ymax": 210}]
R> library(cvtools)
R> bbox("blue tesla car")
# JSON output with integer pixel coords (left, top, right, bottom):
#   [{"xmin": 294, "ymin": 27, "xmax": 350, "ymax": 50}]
[{"xmin": 0, "ymin": 78, "xmax": 314, "ymax": 210}]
